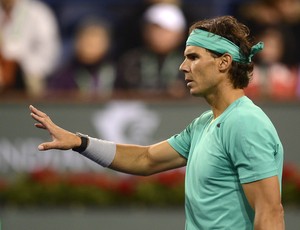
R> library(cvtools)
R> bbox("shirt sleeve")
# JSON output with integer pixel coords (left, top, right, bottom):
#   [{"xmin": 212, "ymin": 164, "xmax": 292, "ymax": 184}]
[
  {"xmin": 168, "ymin": 126, "xmax": 191, "ymax": 159},
  {"xmin": 226, "ymin": 112, "xmax": 280, "ymax": 184},
  {"xmin": 168, "ymin": 111, "xmax": 212, "ymax": 159}
]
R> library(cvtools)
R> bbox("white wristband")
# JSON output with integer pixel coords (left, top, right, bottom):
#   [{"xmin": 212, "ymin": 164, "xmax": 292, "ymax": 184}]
[{"xmin": 80, "ymin": 137, "xmax": 116, "ymax": 167}]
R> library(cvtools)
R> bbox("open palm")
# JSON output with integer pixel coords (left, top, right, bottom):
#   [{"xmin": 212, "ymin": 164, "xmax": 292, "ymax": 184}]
[{"xmin": 29, "ymin": 105, "xmax": 80, "ymax": 151}]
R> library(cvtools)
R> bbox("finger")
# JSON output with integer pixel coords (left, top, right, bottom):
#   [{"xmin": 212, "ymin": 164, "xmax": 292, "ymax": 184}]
[
  {"xmin": 29, "ymin": 105, "xmax": 41, "ymax": 116},
  {"xmin": 38, "ymin": 142, "xmax": 56, "ymax": 151},
  {"xmin": 30, "ymin": 112, "xmax": 52, "ymax": 127},
  {"xmin": 31, "ymin": 112, "xmax": 44, "ymax": 123},
  {"xmin": 38, "ymin": 144, "xmax": 45, "ymax": 151},
  {"xmin": 34, "ymin": 123, "xmax": 47, "ymax": 129},
  {"xmin": 29, "ymin": 105, "xmax": 48, "ymax": 118}
]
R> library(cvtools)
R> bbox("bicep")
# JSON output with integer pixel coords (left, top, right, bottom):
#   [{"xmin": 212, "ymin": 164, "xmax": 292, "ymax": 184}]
[
  {"xmin": 242, "ymin": 176, "xmax": 284, "ymax": 229},
  {"xmin": 147, "ymin": 140, "xmax": 187, "ymax": 173},
  {"xmin": 110, "ymin": 140, "xmax": 187, "ymax": 176},
  {"xmin": 242, "ymin": 176, "xmax": 281, "ymax": 210}
]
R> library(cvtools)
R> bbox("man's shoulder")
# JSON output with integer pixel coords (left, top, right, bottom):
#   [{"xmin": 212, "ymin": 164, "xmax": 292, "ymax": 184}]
[
  {"xmin": 222, "ymin": 99, "xmax": 273, "ymax": 132},
  {"xmin": 226, "ymin": 97, "xmax": 264, "ymax": 120},
  {"xmin": 193, "ymin": 110, "xmax": 213, "ymax": 124}
]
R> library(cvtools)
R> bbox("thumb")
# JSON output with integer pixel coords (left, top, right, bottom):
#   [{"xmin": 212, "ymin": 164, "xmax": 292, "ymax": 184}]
[{"xmin": 38, "ymin": 142, "xmax": 54, "ymax": 151}]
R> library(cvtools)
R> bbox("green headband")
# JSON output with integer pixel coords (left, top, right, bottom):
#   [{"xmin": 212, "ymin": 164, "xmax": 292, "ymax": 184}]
[{"xmin": 186, "ymin": 29, "xmax": 264, "ymax": 63}]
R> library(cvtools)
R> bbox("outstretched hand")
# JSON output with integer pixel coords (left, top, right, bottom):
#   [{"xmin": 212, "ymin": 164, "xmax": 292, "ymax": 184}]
[{"xmin": 29, "ymin": 105, "xmax": 81, "ymax": 151}]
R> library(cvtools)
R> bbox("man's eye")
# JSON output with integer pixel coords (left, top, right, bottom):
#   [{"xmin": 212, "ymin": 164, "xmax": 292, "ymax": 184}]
[{"xmin": 189, "ymin": 55, "xmax": 198, "ymax": 60}]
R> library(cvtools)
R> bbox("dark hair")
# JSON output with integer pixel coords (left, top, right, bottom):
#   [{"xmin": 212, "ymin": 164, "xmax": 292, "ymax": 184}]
[{"xmin": 189, "ymin": 16, "xmax": 254, "ymax": 89}]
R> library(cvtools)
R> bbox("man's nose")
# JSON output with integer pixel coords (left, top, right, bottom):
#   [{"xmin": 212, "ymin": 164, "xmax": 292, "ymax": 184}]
[{"xmin": 179, "ymin": 59, "xmax": 189, "ymax": 73}]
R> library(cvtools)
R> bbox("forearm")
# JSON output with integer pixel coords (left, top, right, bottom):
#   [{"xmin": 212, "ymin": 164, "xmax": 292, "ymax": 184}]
[
  {"xmin": 109, "ymin": 144, "xmax": 152, "ymax": 176},
  {"xmin": 110, "ymin": 141, "xmax": 186, "ymax": 176},
  {"xmin": 76, "ymin": 136, "xmax": 153, "ymax": 175},
  {"xmin": 75, "ymin": 137, "xmax": 185, "ymax": 176}
]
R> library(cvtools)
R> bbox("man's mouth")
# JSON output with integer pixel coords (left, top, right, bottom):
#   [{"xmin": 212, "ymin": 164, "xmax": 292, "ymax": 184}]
[{"xmin": 185, "ymin": 79, "xmax": 193, "ymax": 88}]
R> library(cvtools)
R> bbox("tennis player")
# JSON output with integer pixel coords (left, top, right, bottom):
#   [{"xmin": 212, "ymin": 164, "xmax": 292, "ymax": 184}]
[{"xmin": 30, "ymin": 15, "xmax": 284, "ymax": 229}]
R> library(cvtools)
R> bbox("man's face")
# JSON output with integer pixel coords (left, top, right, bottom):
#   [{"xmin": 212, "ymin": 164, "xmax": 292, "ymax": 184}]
[{"xmin": 179, "ymin": 46, "xmax": 222, "ymax": 97}]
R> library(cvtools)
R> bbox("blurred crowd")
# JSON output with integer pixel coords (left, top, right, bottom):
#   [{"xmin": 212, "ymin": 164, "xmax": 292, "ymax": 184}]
[{"xmin": 0, "ymin": 0, "xmax": 300, "ymax": 101}]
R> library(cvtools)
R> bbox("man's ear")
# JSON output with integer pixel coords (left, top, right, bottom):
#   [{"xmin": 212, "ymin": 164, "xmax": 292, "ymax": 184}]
[{"xmin": 219, "ymin": 53, "xmax": 232, "ymax": 72}]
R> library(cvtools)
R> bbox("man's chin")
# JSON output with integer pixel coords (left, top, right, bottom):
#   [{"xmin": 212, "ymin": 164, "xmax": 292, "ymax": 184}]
[{"xmin": 189, "ymin": 89, "xmax": 202, "ymax": 97}]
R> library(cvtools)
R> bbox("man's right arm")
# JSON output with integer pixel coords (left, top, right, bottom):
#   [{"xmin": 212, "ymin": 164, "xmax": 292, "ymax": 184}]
[
  {"xmin": 29, "ymin": 105, "xmax": 186, "ymax": 176},
  {"xmin": 110, "ymin": 140, "xmax": 187, "ymax": 176}
]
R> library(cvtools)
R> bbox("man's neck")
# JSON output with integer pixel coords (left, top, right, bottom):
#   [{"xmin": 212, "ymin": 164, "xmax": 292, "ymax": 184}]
[{"xmin": 206, "ymin": 88, "xmax": 245, "ymax": 119}]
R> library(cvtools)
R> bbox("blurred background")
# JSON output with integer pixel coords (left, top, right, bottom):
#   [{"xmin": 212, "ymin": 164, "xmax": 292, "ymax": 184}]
[{"xmin": 0, "ymin": 0, "xmax": 300, "ymax": 229}]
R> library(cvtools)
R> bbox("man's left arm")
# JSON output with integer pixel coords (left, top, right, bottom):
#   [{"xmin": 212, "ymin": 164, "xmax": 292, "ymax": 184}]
[{"xmin": 242, "ymin": 175, "xmax": 285, "ymax": 230}]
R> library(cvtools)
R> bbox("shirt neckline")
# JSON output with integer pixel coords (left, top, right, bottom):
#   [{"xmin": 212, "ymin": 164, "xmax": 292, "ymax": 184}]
[{"xmin": 210, "ymin": 96, "xmax": 249, "ymax": 123}]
